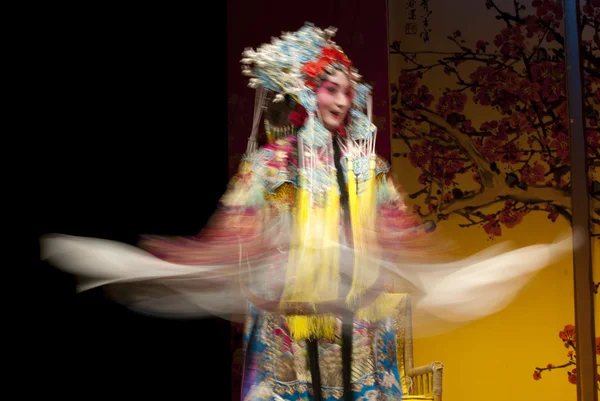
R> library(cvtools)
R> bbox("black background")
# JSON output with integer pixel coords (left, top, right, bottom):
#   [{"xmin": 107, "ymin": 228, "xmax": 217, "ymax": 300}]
[{"xmin": 28, "ymin": 4, "xmax": 231, "ymax": 398}]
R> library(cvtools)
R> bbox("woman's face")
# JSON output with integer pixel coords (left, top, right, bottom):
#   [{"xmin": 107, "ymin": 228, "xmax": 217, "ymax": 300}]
[{"xmin": 316, "ymin": 69, "xmax": 352, "ymax": 131}]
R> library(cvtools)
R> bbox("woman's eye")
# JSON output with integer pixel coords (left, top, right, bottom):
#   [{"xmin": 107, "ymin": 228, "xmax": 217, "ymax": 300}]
[{"xmin": 327, "ymin": 87, "xmax": 336, "ymax": 94}]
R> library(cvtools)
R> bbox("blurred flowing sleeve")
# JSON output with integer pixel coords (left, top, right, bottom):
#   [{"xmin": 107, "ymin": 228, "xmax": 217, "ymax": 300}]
[
  {"xmin": 137, "ymin": 156, "xmax": 270, "ymax": 266},
  {"xmin": 39, "ymin": 148, "xmax": 297, "ymax": 321},
  {"xmin": 368, "ymin": 158, "xmax": 575, "ymax": 334},
  {"xmin": 373, "ymin": 157, "xmax": 437, "ymax": 257},
  {"xmin": 100, "ymin": 144, "xmax": 298, "ymax": 319}
]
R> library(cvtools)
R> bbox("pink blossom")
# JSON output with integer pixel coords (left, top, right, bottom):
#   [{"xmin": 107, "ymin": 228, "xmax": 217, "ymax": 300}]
[
  {"xmin": 550, "ymin": 133, "xmax": 570, "ymax": 162},
  {"xmin": 521, "ymin": 163, "xmax": 546, "ymax": 185},
  {"xmin": 501, "ymin": 142, "xmax": 524, "ymax": 164},
  {"xmin": 587, "ymin": 130, "xmax": 600, "ymax": 157},
  {"xmin": 398, "ymin": 70, "xmax": 419, "ymax": 93},
  {"xmin": 499, "ymin": 208, "xmax": 525, "ymax": 228},
  {"xmin": 546, "ymin": 205, "xmax": 559, "ymax": 222},
  {"xmin": 483, "ymin": 218, "xmax": 502, "ymax": 238},
  {"xmin": 479, "ymin": 138, "xmax": 503, "ymax": 162},
  {"xmin": 469, "ymin": 66, "xmax": 497, "ymax": 86},
  {"xmin": 409, "ymin": 141, "xmax": 431, "ymax": 168},
  {"xmin": 518, "ymin": 80, "xmax": 541, "ymax": 103},
  {"xmin": 436, "ymin": 91, "xmax": 467, "ymax": 117},
  {"xmin": 417, "ymin": 85, "xmax": 434, "ymax": 107}
]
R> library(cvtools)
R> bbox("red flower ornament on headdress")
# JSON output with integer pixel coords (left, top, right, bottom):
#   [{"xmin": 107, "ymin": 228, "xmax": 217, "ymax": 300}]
[
  {"xmin": 289, "ymin": 106, "xmax": 308, "ymax": 127},
  {"xmin": 321, "ymin": 47, "xmax": 351, "ymax": 68},
  {"xmin": 302, "ymin": 62, "xmax": 323, "ymax": 78},
  {"xmin": 301, "ymin": 46, "xmax": 353, "ymax": 88}
]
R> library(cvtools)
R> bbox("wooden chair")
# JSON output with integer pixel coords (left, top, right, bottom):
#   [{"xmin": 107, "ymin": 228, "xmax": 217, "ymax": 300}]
[{"xmin": 394, "ymin": 294, "xmax": 444, "ymax": 401}]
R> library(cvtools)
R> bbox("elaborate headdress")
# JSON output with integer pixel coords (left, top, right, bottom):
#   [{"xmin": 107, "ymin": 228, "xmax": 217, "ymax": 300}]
[
  {"xmin": 240, "ymin": 23, "xmax": 390, "ymax": 340},
  {"xmin": 241, "ymin": 22, "xmax": 376, "ymax": 156}
]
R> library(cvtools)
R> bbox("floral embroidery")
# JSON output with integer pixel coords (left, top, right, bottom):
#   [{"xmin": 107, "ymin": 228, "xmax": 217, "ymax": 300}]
[{"xmin": 242, "ymin": 306, "xmax": 403, "ymax": 400}]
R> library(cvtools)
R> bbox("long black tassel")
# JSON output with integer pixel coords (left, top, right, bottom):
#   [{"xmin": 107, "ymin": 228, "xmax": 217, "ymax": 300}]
[
  {"xmin": 307, "ymin": 339, "xmax": 323, "ymax": 401},
  {"xmin": 334, "ymin": 137, "xmax": 354, "ymax": 401},
  {"xmin": 341, "ymin": 310, "xmax": 354, "ymax": 401}
]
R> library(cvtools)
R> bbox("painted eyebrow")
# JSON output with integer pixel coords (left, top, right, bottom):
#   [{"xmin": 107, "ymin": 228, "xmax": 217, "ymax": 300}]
[{"xmin": 323, "ymin": 80, "xmax": 351, "ymax": 91}]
